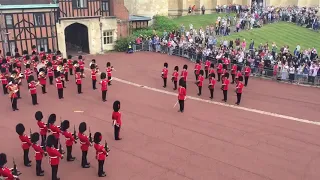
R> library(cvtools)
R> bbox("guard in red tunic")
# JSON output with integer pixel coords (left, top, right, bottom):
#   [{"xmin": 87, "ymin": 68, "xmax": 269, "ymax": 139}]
[
  {"xmin": 78, "ymin": 122, "xmax": 91, "ymax": 168},
  {"xmin": 112, "ymin": 100, "xmax": 122, "ymax": 140},
  {"xmin": 99, "ymin": 72, "xmax": 110, "ymax": 102},
  {"xmin": 24, "ymin": 63, "xmax": 33, "ymax": 82},
  {"xmin": 78, "ymin": 55, "xmax": 85, "ymax": 76},
  {"xmin": 27, "ymin": 75, "xmax": 39, "ymax": 105},
  {"xmin": 35, "ymin": 111, "xmax": 47, "ymax": 149},
  {"xmin": 208, "ymin": 73, "xmax": 216, "ymax": 99},
  {"xmin": 90, "ymin": 63, "xmax": 98, "ymax": 90},
  {"xmin": 75, "ymin": 67, "xmax": 82, "ymax": 94},
  {"xmin": 171, "ymin": 66, "xmax": 179, "ymax": 90},
  {"xmin": 177, "ymin": 78, "xmax": 186, "ymax": 113},
  {"xmin": 161, "ymin": 62, "xmax": 168, "ymax": 88},
  {"xmin": 244, "ymin": 63, "xmax": 251, "ymax": 86},
  {"xmin": 60, "ymin": 120, "xmax": 76, "ymax": 162},
  {"xmin": 55, "ymin": 72, "xmax": 64, "ymax": 99},
  {"xmin": 235, "ymin": 76, "xmax": 244, "ymax": 105},
  {"xmin": 47, "ymin": 114, "xmax": 61, "ymax": 149},
  {"xmin": 217, "ymin": 60, "xmax": 223, "ymax": 82},
  {"xmin": 180, "ymin": 65, "xmax": 188, "ymax": 89},
  {"xmin": 93, "ymin": 132, "xmax": 108, "ymax": 177},
  {"xmin": 47, "ymin": 62, "xmax": 54, "ymax": 85},
  {"xmin": 31, "ymin": 132, "xmax": 45, "ymax": 176},
  {"xmin": 0, "ymin": 153, "xmax": 20, "ymax": 180},
  {"xmin": 6, "ymin": 78, "xmax": 19, "ymax": 111},
  {"xmin": 208, "ymin": 63, "xmax": 215, "ymax": 83},
  {"xmin": 38, "ymin": 69, "xmax": 47, "ymax": 94},
  {"xmin": 0, "ymin": 68, "xmax": 8, "ymax": 94},
  {"xmin": 15, "ymin": 123, "xmax": 32, "ymax": 167},
  {"xmin": 62, "ymin": 59, "xmax": 69, "ymax": 82},
  {"xmin": 46, "ymin": 135, "xmax": 63, "ymax": 180},
  {"xmin": 194, "ymin": 60, "xmax": 201, "ymax": 80},
  {"xmin": 196, "ymin": 70, "xmax": 204, "ymax": 96},
  {"xmin": 67, "ymin": 55, "xmax": 73, "ymax": 75},
  {"xmin": 204, "ymin": 59, "xmax": 211, "ymax": 79},
  {"xmin": 221, "ymin": 72, "xmax": 230, "ymax": 102},
  {"xmin": 231, "ymin": 64, "xmax": 237, "ymax": 84},
  {"xmin": 106, "ymin": 62, "xmax": 113, "ymax": 86}
]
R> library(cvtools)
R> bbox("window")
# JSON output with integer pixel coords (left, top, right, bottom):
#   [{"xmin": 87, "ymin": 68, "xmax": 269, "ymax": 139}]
[
  {"xmin": 103, "ymin": 31, "xmax": 113, "ymax": 44},
  {"xmin": 36, "ymin": 39, "xmax": 48, "ymax": 52},
  {"xmin": 9, "ymin": 41, "xmax": 16, "ymax": 52},
  {"xmin": 73, "ymin": 0, "xmax": 87, "ymax": 8},
  {"xmin": 5, "ymin": 15, "xmax": 13, "ymax": 28},
  {"xmin": 34, "ymin": 13, "xmax": 45, "ymax": 26},
  {"xmin": 101, "ymin": 1, "xmax": 109, "ymax": 11}
]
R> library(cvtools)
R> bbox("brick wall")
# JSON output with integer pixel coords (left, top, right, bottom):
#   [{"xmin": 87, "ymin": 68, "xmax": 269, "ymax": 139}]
[{"xmin": 110, "ymin": 0, "xmax": 129, "ymax": 37}]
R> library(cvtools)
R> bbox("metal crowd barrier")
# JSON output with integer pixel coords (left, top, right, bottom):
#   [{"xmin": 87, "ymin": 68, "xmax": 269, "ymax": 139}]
[{"xmin": 132, "ymin": 42, "xmax": 320, "ymax": 87}]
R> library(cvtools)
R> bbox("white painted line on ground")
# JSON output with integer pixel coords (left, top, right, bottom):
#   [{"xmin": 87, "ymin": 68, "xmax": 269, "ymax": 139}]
[{"xmin": 84, "ymin": 67, "xmax": 319, "ymax": 126}]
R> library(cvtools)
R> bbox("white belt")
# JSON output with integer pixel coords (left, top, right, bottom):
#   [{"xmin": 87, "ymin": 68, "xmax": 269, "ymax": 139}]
[
  {"xmin": 22, "ymin": 142, "xmax": 28, "ymax": 144},
  {"xmin": 56, "ymin": 83, "xmax": 62, "ymax": 85},
  {"xmin": 40, "ymin": 128, "xmax": 44, "ymax": 130},
  {"xmin": 30, "ymin": 88, "xmax": 36, "ymax": 90},
  {"xmin": 52, "ymin": 132, "xmax": 58, "ymax": 134},
  {"xmin": 35, "ymin": 152, "xmax": 41, "ymax": 154},
  {"xmin": 50, "ymin": 156, "xmax": 58, "ymax": 159},
  {"xmin": 80, "ymin": 142, "xmax": 86, "ymax": 145},
  {"xmin": 97, "ymin": 152, "xmax": 104, "ymax": 154},
  {"xmin": 65, "ymin": 138, "xmax": 70, "ymax": 140}
]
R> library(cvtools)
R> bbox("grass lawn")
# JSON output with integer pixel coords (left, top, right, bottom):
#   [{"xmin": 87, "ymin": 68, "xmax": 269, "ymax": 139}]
[{"xmin": 171, "ymin": 14, "xmax": 319, "ymax": 51}]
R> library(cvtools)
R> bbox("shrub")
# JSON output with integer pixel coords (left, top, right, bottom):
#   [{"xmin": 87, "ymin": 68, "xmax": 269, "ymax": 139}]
[
  {"xmin": 114, "ymin": 36, "xmax": 135, "ymax": 52},
  {"xmin": 152, "ymin": 15, "xmax": 178, "ymax": 32}
]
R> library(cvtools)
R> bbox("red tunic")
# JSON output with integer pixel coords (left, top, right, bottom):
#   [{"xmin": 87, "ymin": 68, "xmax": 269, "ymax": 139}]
[
  {"xmin": 19, "ymin": 134, "xmax": 32, "ymax": 150},
  {"xmin": 112, "ymin": 112, "xmax": 122, "ymax": 126},
  {"xmin": 244, "ymin": 67, "xmax": 251, "ymax": 77},
  {"xmin": 91, "ymin": 69, "xmax": 97, "ymax": 80},
  {"xmin": 178, "ymin": 87, "xmax": 186, "ymax": 100},
  {"xmin": 47, "ymin": 67, "xmax": 54, "ymax": 77},
  {"xmin": 24, "ymin": 68, "xmax": 32, "ymax": 80},
  {"xmin": 197, "ymin": 75, "xmax": 204, "ymax": 87},
  {"xmin": 217, "ymin": 63, "xmax": 222, "ymax": 74},
  {"xmin": 37, "ymin": 121, "xmax": 47, "ymax": 136},
  {"xmin": 28, "ymin": 82, "xmax": 37, "ymax": 94},
  {"xmin": 180, "ymin": 70, "xmax": 188, "ymax": 81},
  {"xmin": 46, "ymin": 147, "xmax": 62, "ymax": 165},
  {"xmin": 236, "ymin": 81, "xmax": 244, "ymax": 93},
  {"xmin": 231, "ymin": 64, "xmax": 237, "ymax": 74},
  {"xmin": 32, "ymin": 143, "xmax": 45, "ymax": 160},
  {"xmin": 62, "ymin": 130, "xmax": 75, "ymax": 147},
  {"xmin": 106, "ymin": 67, "xmax": 112, "ymax": 77},
  {"xmin": 0, "ymin": 73, "xmax": 8, "ymax": 84},
  {"xmin": 49, "ymin": 124, "xmax": 60, "ymax": 139},
  {"xmin": 7, "ymin": 85, "xmax": 18, "ymax": 98},
  {"xmin": 38, "ymin": 75, "xmax": 46, "ymax": 85},
  {"xmin": 236, "ymin": 71, "xmax": 243, "ymax": 78},
  {"xmin": 162, "ymin": 68, "xmax": 168, "ymax": 78},
  {"xmin": 172, "ymin": 71, "xmax": 178, "ymax": 81},
  {"xmin": 79, "ymin": 60, "xmax": 85, "ymax": 70},
  {"xmin": 209, "ymin": 79, "xmax": 216, "ymax": 89},
  {"xmin": 78, "ymin": 133, "xmax": 90, "ymax": 151},
  {"xmin": 194, "ymin": 64, "xmax": 201, "ymax": 75},
  {"xmin": 0, "ymin": 167, "xmax": 15, "ymax": 180},
  {"xmin": 55, "ymin": 78, "xmax": 63, "ymax": 89},
  {"xmin": 75, "ymin": 73, "xmax": 82, "ymax": 84},
  {"xmin": 99, "ymin": 79, "xmax": 108, "ymax": 91},
  {"xmin": 204, "ymin": 60, "xmax": 211, "ymax": 70},
  {"xmin": 67, "ymin": 59, "xmax": 73, "ymax": 69},
  {"xmin": 94, "ymin": 143, "xmax": 107, "ymax": 161},
  {"xmin": 222, "ymin": 79, "xmax": 230, "ymax": 90}
]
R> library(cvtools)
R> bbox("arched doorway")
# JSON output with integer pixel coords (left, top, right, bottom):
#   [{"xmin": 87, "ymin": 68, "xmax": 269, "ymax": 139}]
[{"xmin": 64, "ymin": 23, "xmax": 89, "ymax": 54}]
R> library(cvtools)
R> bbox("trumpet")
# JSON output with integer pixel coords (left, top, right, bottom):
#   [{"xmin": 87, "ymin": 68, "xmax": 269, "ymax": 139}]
[
  {"xmin": 39, "ymin": 71, "xmax": 46, "ymax": 77},
  {"xmin": 32, "ymin": 80, "xmax": 43, "ymax": 87},
  {"xmin": 74, "ymin": 63, "xmax": 79, "ymax": 68}
]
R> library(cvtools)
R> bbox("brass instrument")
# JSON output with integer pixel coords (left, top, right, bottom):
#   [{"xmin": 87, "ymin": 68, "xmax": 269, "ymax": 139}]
[
  {"xmin": 39, "ymin": 71, "xmax": 46, "ymax": 78},
  {"xmin": 73, "ymin": 63, "xmax": 79, "ymax": 68},
  {"xmin": 8, "ymin": 84, "xmax": 19, "ymax": 97},
  {"xmin": 24, "ymin": 60, "xmax": 31, "ymax": 66},
  {"xmin": 57, "ymin": 65, "xmax": 64, "ymax": 73}
]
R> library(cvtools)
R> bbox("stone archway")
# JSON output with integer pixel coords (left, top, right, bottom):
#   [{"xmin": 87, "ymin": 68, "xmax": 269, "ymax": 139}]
[{"xmin": 64, "ymin": 23, "xmax": 89, "ymax": 54}]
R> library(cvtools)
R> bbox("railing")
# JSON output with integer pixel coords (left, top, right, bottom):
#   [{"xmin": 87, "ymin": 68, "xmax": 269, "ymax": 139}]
[{"xmin": 132, "ymin": 42, "xmax": 320, "ymax": 87}]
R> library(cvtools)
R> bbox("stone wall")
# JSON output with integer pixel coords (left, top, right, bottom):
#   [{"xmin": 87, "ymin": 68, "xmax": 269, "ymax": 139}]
[{"xmin": 124, "ymin": 0, "xmax": 168, "ymax": 17}]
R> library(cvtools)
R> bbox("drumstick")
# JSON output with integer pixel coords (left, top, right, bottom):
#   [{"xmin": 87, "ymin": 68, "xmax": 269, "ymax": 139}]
[{"xmin": 173, "ymin": 101, "xmax": 178, "ymax": 108}]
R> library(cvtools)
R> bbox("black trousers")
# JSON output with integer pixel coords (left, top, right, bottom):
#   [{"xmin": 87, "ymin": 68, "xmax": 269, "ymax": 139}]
[
  {"xmin": 173, "ymin": 81, "xmax": 177, "ymax": 89},
  {"xmin": 31, "ymin": 94, "xmax": 38, "ymax": 105},
  {"xmin": 65, "ymin": 73, "xmax": 69, "ymax": 81},
  {"xmin": 11, "ymin": 97, "xmax": 18, "ymax": 110},
  {"xmin": 41, "ymin": 135, "xmax": 47, "ymax": 148},
  {"xmin": 218, "ymin": 73, "xmax": 221, "ymax": 81},
  {"xmin": 223, "ymin": 90, "xmax": 228, "ymax": 101},
  {"xmin": 102, "ymin": 90, "xmax": 107, "ymax": 101},
  {"xmin": 179, "ymin": 100, "xmax": 184, "ymax": 112},
  {"xmin": 54, "ymin": 70, "xmax": 58, "ymax": 78},
  {"xmin": 245, "ymin": 76, "xmax": 249, "ymax": 86},
  {"xmin": 195, "ymin": 73, "xmax": 199, "ymax": 80},
  {"xmin": 62, "ymin": 80, "xmax": 65, "ymax": 88},
  {"xmin": 66, "ymin": 146, "xmax": 73, "ymax": 160},
  {"xmin": 54, "ymin": 140, "xmax": 58, "ymax": 149},
  {"xmin": 23, "ymin": 149, "xmax": 30, "ymax": 165},
  {"xmin": 231, "ymin": 74, "xmax": 235, "ymax": 83},
  {"xmin": 98, "ymin": 160, "xmax": 104, "ymax": 176},
  {"xmin": 17, "ymin": 90, "xmax": 21, "ymax": 98},
  {"xmin": 163, "ymin": 78, "xmax": 167, "ymax": 87},
  {"xmin": 58, "ymin": 88, "xmax": 63, "ymax": 99},
  {"xmin": 209, "ymin": 88, "xmax": 214, "ymax": 98},
  {"xmin": 236, "ymin": 93, "xmax": 242, "ymax": 104},
  {"xmin": 198, "ymin": 86, "xmax": 202, "ymax": 95},
  {"xmin": 36, "ymin": 160, "xmax": 42, "ymax": 175},
  {"xmin": 49, "ymin": 76, "xmax": 53, "ymax": 85},
  {"xmin": 114, "ymin": 125, "xmax": 120, "ymax": 140},
  {"xmin": 92, "ymin": 79, "xmax": 96, "ymax": 89},
  {"xmin": 69, "ymin": 68, "xmax": 73, "ymax": 75},
  {"xmin": 81, "ymin": 151, "xmax": 88, "ymax": 167},
  {"xmin": 205, "ymin": 70, "xmax": 208, "ymax": 78},
  {"xmin": 2, "ymin": 84, "xmax": 8, "ymax": 94},
  {"xmin": 77, "ymin": 84, "xmax": 82, "ymax": 93},
  {"xmin": 51, "ymin": 165, "xmax": 58, "ymax": 180},
  {"xmin": 41, "ymin": 85, "xmax": 46, "ymax": 93},
  {"xmin": 108, "ymin": 77, "xmax": 111, "ymax": 85}
]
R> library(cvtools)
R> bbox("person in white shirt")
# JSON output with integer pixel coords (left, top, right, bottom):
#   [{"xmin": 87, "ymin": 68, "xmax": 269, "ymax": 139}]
[
  {"xmin": 281, "ymin": 62, "xmax": 289, "ymax": 80},
  {"xmin": 288, "ymin": 65, "xmax": 295, "ymax": 83}
]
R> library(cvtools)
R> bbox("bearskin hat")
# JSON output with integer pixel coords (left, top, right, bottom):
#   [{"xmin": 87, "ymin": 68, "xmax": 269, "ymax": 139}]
[
  {"xmin": 164, "ymin": 62, "xmax": 168, "ymax": 68},
  {"xmin": 106, "ymin": 62, "xmax": 111, "ymax": 67},
  {"xmin": 218, "ymin": 59, "xmax": 222, "ymax": 64},
  {"xmin": 199, "ymin": 69, "xmax": 204, "ymax": 75},
  {"xmin": 0, "ymin": 153, "xmax": 7, "ymax": 167},
  {"xmin": 238, "ymin": 76, "xmax": 243, "ymax": 81},
  {"xmin": 26, "ymin": 64, "xmax": 31, "ymax": 69},
  {"xmin": 67, "ymin": 55, "xmax": 72, "ymax": 59},
  {"xmin": 41, "ymin": 55, "xmax": 46, "ymax": 60},
  {"xmin": 27, "ymin": 75, "xmax": 35, "ymax": 83},
  {"xmin": 62, "ymin": 59, "xmax": 67, "ymax": 64},
  {"xmin": 196, "ymin": 60, "xmax": 200, "ymax": 64},
  {"xmin": 11, "ymin": 70, "xmax": 17, "ymax": 75},
  {"xmin": 25, "ymin": 55, "xmax": 30, "ymax": 60},
  {"xmin": 223, "ymin": 64, "xmax": 227, "ymax": 70},
  {"xmin": 56, "ymin": 71, "xmax": 61, "ymax": 77},
  {"xmin": 39, "ymin": 68, "xmax": 45, "ymax": 73},
  {"xmin": 174, "ymin": 66, "xmax": 179, "ymax": 71},
  {"xmin": 78, "ymin": 122, "xmax": 87, "ymax": 133},
  {"xmin": 2, "ymin": 59, "xmax": 7, "ymax": 64},
  {"xmin": 0, "ymin": 68, "xmax": 6, "ymax": 73},
  {"xmin": 237, "ymin": 66, "xmax": 241, "ymax": 71},
  {"xmin": 75, "ymin": 67, "xmax": 81, "ymax": 72},
  {"xmin": 46, "ymin": 135, "xmax": 55, "ymax": 147},
  {"xmin": 32, "ymin": 45, "xmax": 36, "ymax": 49},
  {"xmin": 210, "ymin": 63, "xmax": 215, "ymax": 68},
  {"xmin": 113, "ymin": 100, "xmax": 120, "ymax": 112},
  {"xmin": 15, "ymin": 53, "xmax": 20, "ymax": 58},
  {"xmin": 23, "ymin": 50, "xmax": 28, "ymax": 55},
  {"xmin": 8, "ymin": 77, "xmax": 14, "ymax": 84},
  {"xmin": 6, "ymin": 52, "xmax": 11, "ymax": 56},
  {"xmin": 100, "ymin": 72, "xmax": 106, "ymax": 79},
  {"xmin": 47, "ymin": 61, "xmax": 52, "ymax": 67},
  {"xmin": 35, "ymin": 111, "xmax": 43, "ymax": 121},
  {"xmin": 32, "ymin": 51, "xmax": 36, "ymax": 55},
  {"xmin": 183, "ymin": 64, "xmax": 188, "ymax": 70},
  {"xmin": 31, "ymin": 132, "xmax": 40, "ymax": 143},
  {"xmin": 93, "ymin": 132, "xmax": 102, "ymax": 143},
  {"xmin": 60, "ymin": 120, "xmax": 70, "ymax": 131},
  {"xmin": 40, "ymin": 48, "xmax": 44, "ymax": 52},
  {"xmin": 34, "ymin": 56, "xmax": 40, "ymax": 62},
  {"xmin": 14, "ymin": 48, "xmax": 18, "ymax": 53},
  {"xmin": 73, "ymin": 60, "xmax": 78, "ymax": 65},
  {"xmin": 78, "ymin": 55, "xmax": 82, "ymax": 60},
  {"xmin": 12, "ymin": 63, "xmax": 17, "ymax": 68},
  {"xmin": 52, "ymin": 56, "xmax": 56, "ymax": 61},
  {"xmin": 210, "ymin": 73, "xmax": 215, "ymax": 78},
  {"xmin": 56, "ymin": 51, "xmax": 61, "ymax": 55},
  {"xmin": 90, "ymin": 63, "xmax": 96, "ymax": 69},
  {"xmin": 15, "ymin": 123, "xmax": 25, "ymax": 135},
  {"xmin": 92, "ymin": 59, "xmax": 96, "ymax": 63},
  {"xmin": 47, "ymin": 114, "xmax": 56, "ymax": 125},
  {"xmin": 47, "ymin": 49, "xmax": 52, "ymax": 53},
  {"xmin": 224, "ymin": 72, "xmax": 230, "ymax": 79},
  {"xmin": 179, "ymin": 77, "xmax": 186, "ymax": 87}
]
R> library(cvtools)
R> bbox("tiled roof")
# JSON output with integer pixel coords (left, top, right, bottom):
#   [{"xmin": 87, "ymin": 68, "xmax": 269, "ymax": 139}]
[{"xmin": 129, "ymin": 15, "xmax": 152, "ymax": 22}]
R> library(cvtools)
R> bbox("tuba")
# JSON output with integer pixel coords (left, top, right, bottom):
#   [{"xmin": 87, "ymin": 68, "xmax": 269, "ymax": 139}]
[
  {"xmin": 8, "ymin": 84, "xmax": 19, "ymax": 97},
  {"xmin": 57, "ymin": 65, "xmax": 64, "ymax": 73}
]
